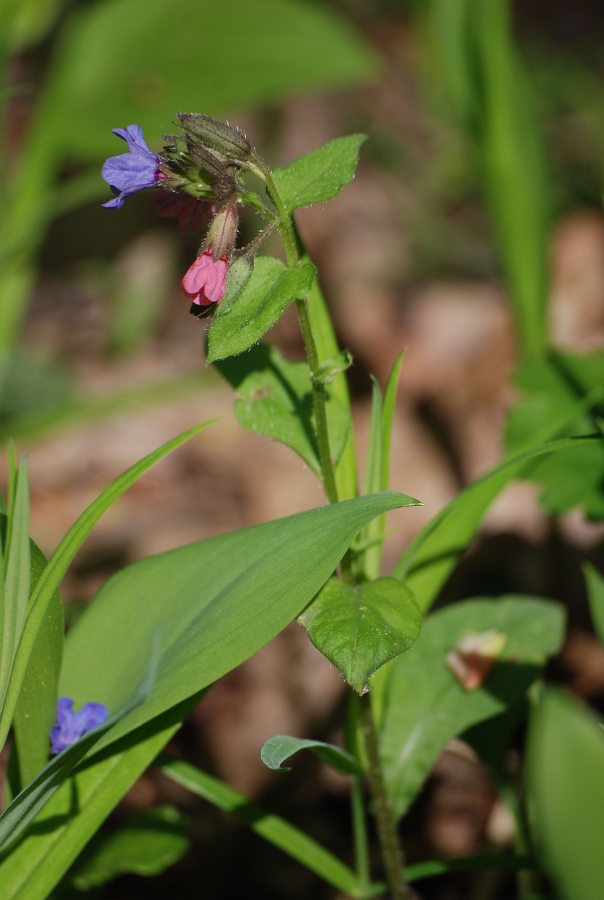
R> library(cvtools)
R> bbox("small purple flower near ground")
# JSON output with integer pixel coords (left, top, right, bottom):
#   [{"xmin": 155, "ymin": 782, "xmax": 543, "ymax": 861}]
[
  {"xmin": 50, "ymin": 696, "xmax": 109, "ymax": 754},
  {"xmin": 102, "ymin": 124, "xmax": 162, "ymax": 209}
]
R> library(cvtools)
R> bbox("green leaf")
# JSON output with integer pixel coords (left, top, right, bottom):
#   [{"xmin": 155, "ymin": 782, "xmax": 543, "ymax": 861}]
[
  {"xmin": 527, "ymin": 690, "xmax": 604, "ymax": 900},
  {"xmin": 391, "ymin": 435, "xmax": 603, "ymax": 614},
  {"xmin": 59, "ymin": 492, "xmax": 412, "ymax": 752},
  {"xmin": 0, "ymin": 664, "xmax": 152, "ymax": 855},
  {"xmin": 430, "ymin": 0, "xmax": 548, "ymax": 361},
  {"xmin": 362, "ymin": 353, "xmax": 405, "ymax": 580},
  {"xmin": 299, "ymin": 576, "xmax": 422, "ymax": 693},
  {"xmin": 0, "ymin": 457, "xmax": 31, "ymax": 709},
  {"xmin": 10, "ymin": 540, "xmax": 63, "ymax": 790},
  {"xmin": 0, "ymin": 700, "xmax": 194, "ymax": 900},
  {"xmin": 271, "ymin": 134, "xmax": 367, "ymax": 212},
  {"xmin": 69, "ymin": 805, "xmax": 189, "ymax": 889},
  {"xmin": 0, "ymin": 422, "xmax": 211, "ymax": 752},
  {"xmin": 207, "ymin": 258, "xmax": 315, "ymax": 362},
  {"xmin": 261, "ymin": 735, "xmax": 362, "ymax": 776},
  {"xmin": 214, "ymin": 342, "xmax": 349, "ymax": 474},
  {"xmin": 583, "ymin": 564, "xmax": 604, "ymax": 650},
  {"xmin": 157, "ymin": 755, "xmax": 363, "ymax": 897},
  {"xmin": 38, "ymin": 1, "xmax": 377, "ymax": 163},
  {"xmin": 505, "ymin": 352, "xmax": 604, "ymax": 518},
  {"xmin": 380, "ymin": 596, "xmax": 565, "ymax": 820}
]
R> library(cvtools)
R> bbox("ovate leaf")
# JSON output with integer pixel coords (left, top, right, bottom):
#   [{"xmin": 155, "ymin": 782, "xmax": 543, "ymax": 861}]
[
  {"xmin": 207, "ymin": 258, "xmax": 315, "ymax": 362},
  {"xmin": 271, "ymin": 134, "xmax": 366, "ymax": 212},
  {"xmin": 261, "ymin": 735, "xmax": 361, "ymax": 776},
  {"xmin": 299, "ymin": 576, "xmax": 422, "ymax": 693},
  {"xmin": 214, "ymin": 342, "xmax": 349, "ymax": 474},
  {"xmin": 380, "ymin": 596, "xmax": 565, "ymax": 820},
  {"xmin": 527, "ymin": 690, "xmax": 604, "ymax": 900}
]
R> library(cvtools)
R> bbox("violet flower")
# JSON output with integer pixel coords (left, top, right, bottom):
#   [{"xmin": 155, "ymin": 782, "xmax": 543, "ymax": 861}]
[
  {"xmin": 102, "ymin": 125, "xmax": 162, "ymax": 209},
  {"xmin": 50, "ymin": 696, "xmax": 109, "ymax": 754},
  {"xmin": 182, "ymin": 249, "xmax": 228, "ymax": 307}
]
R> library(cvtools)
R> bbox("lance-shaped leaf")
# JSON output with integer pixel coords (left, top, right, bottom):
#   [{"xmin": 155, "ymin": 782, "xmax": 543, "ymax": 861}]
[
  {"xmin": 527, "ymin": 689, "xmax": 604, "ymax": 900},
  {"xmin": 0, "ymin": 422, "xmax": 212, "ymax": 753},
  {"xmin": 207, "ymin": 258, "xmax": 315, "ymax": 362},
  {"xmin": 299, "ymin": 575, "xmax": 422, "ymax": 693},
  {"xmin": 261, "ymin": 735, "xmax": 362, "ymax": 776},
  {"xmin": 271, "ymin": 134, "xmax": 366, "ymax": 212},
  {"xmin": 59, "ymin": 492, "xmax": 412, "ymax": 752},
  {"xmin": 380, "ymin": 596, "xmax": 565, "ymax": 820},
  {"xmin": 214, "ymin": 342, "xmax": 349, "ymax": 474}
]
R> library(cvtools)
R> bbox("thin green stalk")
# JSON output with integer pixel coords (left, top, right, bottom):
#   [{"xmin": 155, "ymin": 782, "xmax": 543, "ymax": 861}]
[
  {"xmin": 350, "ymin": 775, "xmax": 371, "ymax": 898},
  {"xmin": 262, "ymin": 166, "xmax": 339, "ymax": 505},
  {"xmin": 346, "ymin": 693, "xmax": 371, "ymax": 897},
  {"xmin": 359, "ymin": 693, "xmax": 408, "ymax": 900}
]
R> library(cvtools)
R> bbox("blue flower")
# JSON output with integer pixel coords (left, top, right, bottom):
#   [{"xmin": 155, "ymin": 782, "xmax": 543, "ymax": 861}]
[
  {"xmin": 49, "ymin": 696, "xmax": 109, "ymax": 754},
  {"xmin": 102, "ymin": 124, "xmax": 161, "ymax": 209}
]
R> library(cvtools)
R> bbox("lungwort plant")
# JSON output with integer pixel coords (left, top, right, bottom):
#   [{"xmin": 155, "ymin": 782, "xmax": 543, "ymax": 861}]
[{"xmin": 0, "ymin": 105, "xmax": 602, "ymax": 900}]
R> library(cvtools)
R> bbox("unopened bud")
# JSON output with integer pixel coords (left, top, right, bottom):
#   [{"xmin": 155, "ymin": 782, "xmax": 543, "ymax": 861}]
[
  {"xmin": 177, "ymin": 113, "xmax": 254, "ymax": 166},
  {"xmin": 204, "ymin": 201, "xmax": 239, "ymax": 261}
]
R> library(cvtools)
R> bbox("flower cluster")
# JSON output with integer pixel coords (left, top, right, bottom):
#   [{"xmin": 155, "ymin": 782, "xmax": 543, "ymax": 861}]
[{"xmin": 102, "ymin": 114, "xmax": 264, "ymax": 316}]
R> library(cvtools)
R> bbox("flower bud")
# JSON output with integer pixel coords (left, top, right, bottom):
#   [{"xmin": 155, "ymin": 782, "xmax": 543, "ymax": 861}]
[
  {"xmin": 204, "ymin": 201, "xmax": 239, "ymax": 261},
  {"xmin": 177, "ymin": 113, "xmax": 253, "ymax": 166}
]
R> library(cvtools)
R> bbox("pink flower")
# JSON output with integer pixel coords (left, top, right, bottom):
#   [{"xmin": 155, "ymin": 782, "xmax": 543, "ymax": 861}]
[{"xmin": 182, "ymin": 249, "xmax": 228, "ymax": 306}]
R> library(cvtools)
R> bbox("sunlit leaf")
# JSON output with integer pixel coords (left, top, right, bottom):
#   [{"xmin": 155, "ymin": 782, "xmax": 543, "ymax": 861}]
[
  {"xmin": 271, "ymin": 134, "xmax": 367, "ymax": 212},
  {"xmin": 300, "ymin": 575, "xmax": 422, "ymax": 693}
]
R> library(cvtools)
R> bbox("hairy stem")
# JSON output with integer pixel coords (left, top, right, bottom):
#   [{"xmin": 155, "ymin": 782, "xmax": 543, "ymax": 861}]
[
  {"xmin": 359, "ymin": 694, "xmax": 408, "ymax": 900},
  {"xmin": 262, "ymin": 167, "xmax": 339, "ymax": 504}
]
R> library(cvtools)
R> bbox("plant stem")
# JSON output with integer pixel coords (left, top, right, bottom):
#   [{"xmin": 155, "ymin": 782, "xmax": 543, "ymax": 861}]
[
  {"xmin": 262, "ymin": 166, "xmax": 339, "ymax": 504},
  {"xmin": 359, "ymin": 693, "xmax": 408, "ymax": 900}
]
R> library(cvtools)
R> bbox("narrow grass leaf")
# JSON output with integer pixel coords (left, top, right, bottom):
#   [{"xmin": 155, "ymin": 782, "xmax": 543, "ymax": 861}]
[
  {"xmin": 157, "ymin": 755, "xmax": 363, "ymax": 897},
  {"xmin": 0, "ymin": 458, "xmax": 31, "ymax": 713},
  {"xmin": 0, "ymin": 422, "xmax": 212, "ymax": 751},
  {"xmin": 261, "ymin": 735, "xmax": 362, "ymax": 776},
  {"xmin": 391, "ymin": 435, "xmax": 603, "ymax": 613}
]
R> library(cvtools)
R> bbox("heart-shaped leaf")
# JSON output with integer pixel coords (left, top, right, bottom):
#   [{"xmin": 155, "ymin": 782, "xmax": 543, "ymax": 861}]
[{"xmin": 299, "ymin": 576, "xmax": 422, "ymax": 692}]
